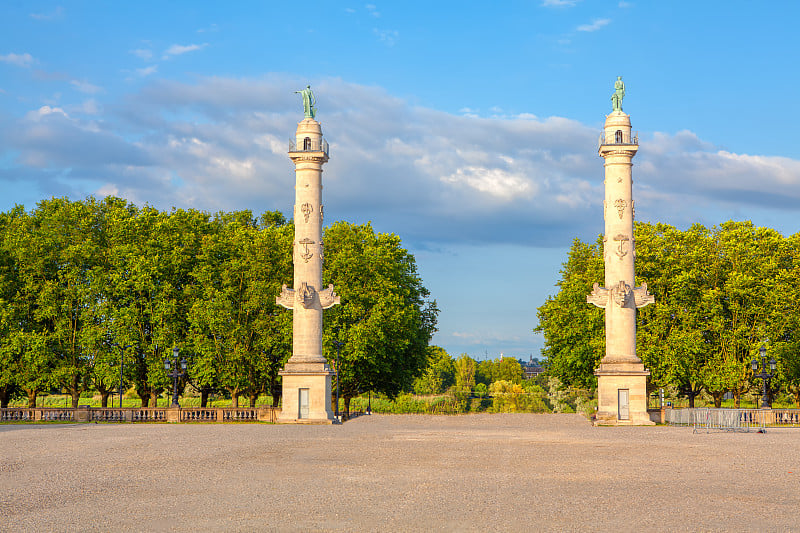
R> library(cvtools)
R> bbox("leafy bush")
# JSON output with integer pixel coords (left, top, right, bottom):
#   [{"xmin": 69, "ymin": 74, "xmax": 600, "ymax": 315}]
[{"xmin": 488, "ymin": 380, "xmax": 551, "ymax": 413}]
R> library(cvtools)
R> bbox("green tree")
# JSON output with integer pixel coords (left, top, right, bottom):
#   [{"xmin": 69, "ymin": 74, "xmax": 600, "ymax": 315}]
[
  {"xmin": 189, "ymin": 212, "xmax": 292, "ymax": 407},
  {"xmin": 535, "ymin": 237, "xmax": 605, "ymax": 389},
  {"xmin": 453, "ymin": 354, "xmax": 476, "ymax": 394},
  {"xmin": 322, "ymin": 222, "xmax": 438, "ymax": 415},
  {"xmin": 413, "ymin": 345, "xmax": 455, "ymax": 394}
]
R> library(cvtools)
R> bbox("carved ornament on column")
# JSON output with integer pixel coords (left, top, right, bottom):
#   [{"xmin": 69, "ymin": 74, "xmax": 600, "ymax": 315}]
[
  {"xmin": 612, "ymin": 280, "xmax": 633, "ymax": 307},
  {"xmin": 613, "ymin": 233, "xmax": 629, "ymax": 259},
  {"xmin": 614, "ymin": 199, "xmax": 627, "ymax": 219},
  {"xmin": 301, "ymin": 203, "xmax": 313, "ymax": 223},
  {"xmin": 298, "ymin": 238, "xmax": 314, "ymax": 262},
  {"xmin": 318, "ymin": 285, "xmax": 340, "ymax": 309}
]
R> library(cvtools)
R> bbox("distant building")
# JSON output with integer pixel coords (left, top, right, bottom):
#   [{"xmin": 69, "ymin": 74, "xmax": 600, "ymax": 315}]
[{"xmin": 519, "ymin": 356, "xmax": 544, "ymax": 380}]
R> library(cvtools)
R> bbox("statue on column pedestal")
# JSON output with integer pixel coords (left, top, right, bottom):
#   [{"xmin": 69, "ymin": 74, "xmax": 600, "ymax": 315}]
[
  {"xmin": 295, "ymin": 85, "xmax": 316, "ymax": 119},
  {"xmin": 611, "ymin": 76, "xmax": 625, "ymax": 112}
]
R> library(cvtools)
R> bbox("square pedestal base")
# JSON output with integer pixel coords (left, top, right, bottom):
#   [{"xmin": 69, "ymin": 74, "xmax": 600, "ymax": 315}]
[
  {"xmin": 594, "ymin": 362, "xmax": 654, "ymax": 426},
  {"xmin": 278, "ymin": 363, "xmax": 335, "ymax": 424}
]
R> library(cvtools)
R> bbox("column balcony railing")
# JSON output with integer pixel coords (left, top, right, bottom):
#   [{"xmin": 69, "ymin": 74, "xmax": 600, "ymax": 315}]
[
  {"xmin": 599, "ymin": 131, "xmax": 639, "ymax": 148},
  {"xmin": 289, "ymin": 138, "xmax": 329, "ymax": 155}
]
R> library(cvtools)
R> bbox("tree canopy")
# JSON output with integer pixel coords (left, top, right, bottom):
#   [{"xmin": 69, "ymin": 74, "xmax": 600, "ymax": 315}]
[
  {"xmin": 536, "ymin": 221, "xmax": 800, "ymax": 407},
  {"xmin": 0, "ymin": 197, "xmax": 437, "ymax": 409}
]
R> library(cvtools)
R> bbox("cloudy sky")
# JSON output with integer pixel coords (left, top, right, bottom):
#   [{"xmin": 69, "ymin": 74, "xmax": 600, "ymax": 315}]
[{"xmin": 2, "ymin": 1, "xmax": 799, "ymax": 360}]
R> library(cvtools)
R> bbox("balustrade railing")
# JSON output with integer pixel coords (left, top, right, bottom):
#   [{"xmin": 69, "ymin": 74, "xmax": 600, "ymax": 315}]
[{"xmin": 0, "ymin": 406, "xmax": 277, "ymax": 423}]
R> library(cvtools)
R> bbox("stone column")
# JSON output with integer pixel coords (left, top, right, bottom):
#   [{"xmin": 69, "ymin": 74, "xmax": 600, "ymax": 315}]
[
  {"xmin": 587, "ymin": 110, "xmax": 655, "ymax": 426},
  {"xmin": 277, "ymin": 118, "xmax": 340, "ymax": 424}
]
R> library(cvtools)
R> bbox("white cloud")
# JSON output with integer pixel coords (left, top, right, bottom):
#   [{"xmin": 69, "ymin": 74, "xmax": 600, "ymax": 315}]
[
  {"xmin": 131, "ymin": 49, "xmax": 153, "ymax": 60},
  {"xmin": 162, "ymin": 43, "xmax": 208, "ymax": 59},
  {"xmin": 70, "ymin": 80, "xmax": 103, "ymax": 94},
  {"xmin": 25, "ymin": 105, "xmax": 69, "ymax": 120},
  {"xmin": 577, "ymin": 18, "xmax": 611, "ymax": 32},
  {"xmin": 0, "ymin": 53, "xmax": 36, "ymax": 68},
  {"xmin": 70, "ymin": 99, "xmax": 101, "ymax": 115},
  {"xmin": 136, "ymin": 65, "xmax": 158, "ymax": 77},
  {"xmin": 442, "ymin": 166, "xmax": 535, "ymax": 201},
  {"xmin": 542, "ymin": 0, "xmax": 579, "ymax": 6},
  {"xmin": 3, "ymin": 75, "xmax": 799, "ymax": 248},
  {"xmin": 373, "ymin": 28, "xmax": 399, "ymax": 46},
  {"xmin": 30, "ymin": 7, "xmax": 64, "ymax": 20},
  {"xmin": 365, "ymin": 4, "xmax": 380, "ymax": 17}
]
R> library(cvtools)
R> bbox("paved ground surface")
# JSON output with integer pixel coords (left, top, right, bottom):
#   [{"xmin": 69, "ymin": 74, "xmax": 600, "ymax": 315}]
[{"xmin": 1, "ymin": 414, "xmax": 798, "ymax": 532}]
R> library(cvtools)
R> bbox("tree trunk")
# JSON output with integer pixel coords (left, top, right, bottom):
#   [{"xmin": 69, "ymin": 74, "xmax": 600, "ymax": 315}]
[
  {"xmin": 733, "ymin": 390, "xmax": 740, "ymax": 409},
  {"xmin": 201, "ymin": 389, "xmax": 210, "ymax": 408},
  {"xmin": 150, "ymin": 390, "xmax": 159, "ymax": 408},
  {"xmin": 249, "ymin": 393, "xmax": 258, "ymax": 408},
  {"xmin": 71, "ymin": 390, "xmax": 80, "ymax": 408},
  {"xmin": 27, "ymin": 390, "xmax": 37, "ymax": 408},
  {"xmin": 0, "ymin": 387, "xmax": 11, "ymax": 408},
  {"xmin": 101, "ymin": 392, "xmax": 111, "ymax": 408},
  {"xmin": 712, "ymin": 391, "xmax": 723, "ymax": 408},
  {"xmin": 230, "ymin": 390, "xmax": 239, "ymax": 408},
  {"xmin": 137, "ymin": 385, "xmax": 150, "ymax": 407},
  {"xmin": 344, "ymin": 396, "xmax": 351, "ymax": 418},
  {"xmin": 270, "ymin": 380, "xmax": 281, "ymax": 407}
]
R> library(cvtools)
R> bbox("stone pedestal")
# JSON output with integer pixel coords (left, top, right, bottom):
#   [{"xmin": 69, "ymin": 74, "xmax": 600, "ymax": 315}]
[
  {"xmin": 595, "ymin": 362, "xmax": 653, "ymax": 425},
  {"xmin": 75, "ymin": 406, "xmax": 91, "ymax": 423},
  {"xmin": 277, "ymin": 362, "xmax": 335, "ymax": 424},
  {"xmin": 166, "ymin": 407, "xmax": 181, "ymax": 423}
]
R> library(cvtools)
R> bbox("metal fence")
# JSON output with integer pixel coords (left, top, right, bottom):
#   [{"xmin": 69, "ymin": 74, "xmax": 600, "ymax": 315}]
[{"xmin": 666, "ymin": 408, "xmax": 800, "ymax": 433}]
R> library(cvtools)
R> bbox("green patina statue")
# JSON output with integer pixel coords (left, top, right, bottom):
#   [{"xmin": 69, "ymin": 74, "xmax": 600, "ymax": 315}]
[
  {"xmin": 295, "ymin": 85, "xmax": 316, "ymax": 119},
  {"xmin": 611, "ymin": 76, "xmax": 625, "ymax": 112}
]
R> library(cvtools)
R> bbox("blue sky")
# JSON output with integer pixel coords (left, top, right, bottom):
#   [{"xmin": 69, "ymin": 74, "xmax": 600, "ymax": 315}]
[{"xmin": 2, "ymin": 1, "xmax": 799, "ymax": 361}]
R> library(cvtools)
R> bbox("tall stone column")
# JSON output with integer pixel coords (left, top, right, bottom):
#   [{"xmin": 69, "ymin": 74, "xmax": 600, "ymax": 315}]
[
  {"xmin": 276, "ymin": 112, "xmax": 340, "ymax": 424},
  {"xmin": 587, "ymin": 82, "xmax": 654, "ymax": 425}
]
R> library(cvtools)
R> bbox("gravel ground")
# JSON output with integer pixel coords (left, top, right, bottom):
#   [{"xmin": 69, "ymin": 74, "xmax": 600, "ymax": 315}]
[{"xmin": 1, "ymin": 414, "xmax": 798, "ymax": 532}]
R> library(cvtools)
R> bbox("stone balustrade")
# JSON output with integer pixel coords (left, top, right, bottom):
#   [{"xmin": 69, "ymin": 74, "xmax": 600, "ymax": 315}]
[{"xmin": 0, "ymin": 406, "xmax": 278, "ymax": 423}]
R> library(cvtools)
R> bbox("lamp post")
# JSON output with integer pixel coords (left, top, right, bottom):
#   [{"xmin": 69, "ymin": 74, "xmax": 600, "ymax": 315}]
[
  {"xmin": 164, "ymin": 346, "xmax": 188, "ymax": 408},
  {"xmin": 752, "ymin": 345, "xmax": 776, "ymax": 409},
  {"xmin": 113, "ymin": 344, "xmax": 133, "ymax": 409},
  {"xmin": 332, "ymin": 329, "xmax": 343, "ymax": 419}
]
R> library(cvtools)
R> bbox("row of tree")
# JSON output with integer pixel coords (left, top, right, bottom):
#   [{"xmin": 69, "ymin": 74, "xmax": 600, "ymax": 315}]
[
  {"xmin": 412, "ymin": 349, "xmax": 530, "ymax": 395},
  {"xmin": 0, "ymin": 197, "xmax": 438, "ymax": 409},
  {"xmin": 536, "ymin": 221, "xmax": 800, "ymax": 407}
]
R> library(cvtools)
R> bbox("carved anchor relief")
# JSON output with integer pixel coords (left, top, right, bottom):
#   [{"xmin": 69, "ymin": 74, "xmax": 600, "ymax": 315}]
[
  {"xmin": 613, "ymin": 234, "xmax": 629, "ymax": 259},
  {"xmin": 298, "ymin": 238, "xmax": 314, "ymax": 262},
  {"xmin": 301, "ymin": 203, "xmax": 313, "ymax": 223},
  {"xmin": 614, "ymin": 199, "xmax": 627, "ymax": 219}
]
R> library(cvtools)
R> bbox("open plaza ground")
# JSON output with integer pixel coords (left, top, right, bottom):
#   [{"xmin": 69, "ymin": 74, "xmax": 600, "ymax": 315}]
[{"xmin": 1, "ymin": 413, "xmax": 798, "ymax": 532}]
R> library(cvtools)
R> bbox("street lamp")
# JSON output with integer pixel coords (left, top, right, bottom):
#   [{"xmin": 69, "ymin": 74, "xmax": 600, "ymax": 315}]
[
  {"xmin": 752, "ymin": 345, "xmax": 776, "ymax": 409},
  {"xmin": 113, "ymin": 344, "xmax": 133, "ymax": 409},
  {"xmin": 332, "ymin": 329, "xmax": 343, "ymax": 419},
  {"xmin": 164, "ymin": 346, "xmax": 188, "ymax": 407}
]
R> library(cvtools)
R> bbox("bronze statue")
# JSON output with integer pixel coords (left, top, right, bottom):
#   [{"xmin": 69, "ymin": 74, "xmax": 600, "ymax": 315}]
[
  {"xmin": 295, "ymin": 85, "xmax": 316, "ymax": 119},
  {"xmin": 611, "ymin": 76, "xmax": 625, "ymax": 112}
]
